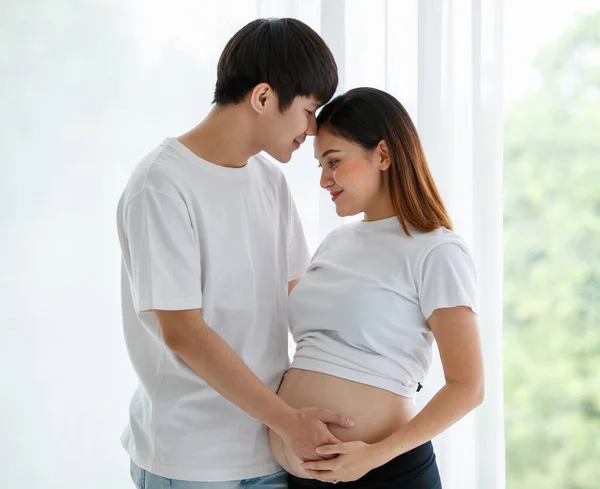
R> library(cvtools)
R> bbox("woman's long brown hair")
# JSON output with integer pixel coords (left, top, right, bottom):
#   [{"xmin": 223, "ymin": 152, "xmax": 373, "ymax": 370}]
[{"xmin": 316, "ymin": 87, "xmax": 452, "ymax": 235}]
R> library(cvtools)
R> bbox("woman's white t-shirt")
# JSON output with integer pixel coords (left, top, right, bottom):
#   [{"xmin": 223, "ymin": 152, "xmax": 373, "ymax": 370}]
[{"xmin": 289, "ymin": 217, "xmax": 477, "ymax": 398}]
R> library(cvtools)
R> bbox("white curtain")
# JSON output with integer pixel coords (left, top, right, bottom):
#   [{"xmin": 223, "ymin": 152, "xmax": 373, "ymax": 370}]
[
  {"xmin": 410, "ymin": 3, "xmax": 506, "ymax": 489},
  {"xmin": 1, "ymin": 1, "xmax": 503, "ymax": 488}
]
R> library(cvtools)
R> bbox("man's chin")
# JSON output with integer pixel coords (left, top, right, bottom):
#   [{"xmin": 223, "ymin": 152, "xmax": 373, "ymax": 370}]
[{"xmin": 266, "ymin": 149, "xmax": 293, "ymax": 163}]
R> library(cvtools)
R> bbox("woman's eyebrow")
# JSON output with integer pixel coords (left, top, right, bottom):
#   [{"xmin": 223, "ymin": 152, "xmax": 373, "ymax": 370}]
[{"xmin": 321, "ymin": 149, "xmax": 341, "ymax": 158}]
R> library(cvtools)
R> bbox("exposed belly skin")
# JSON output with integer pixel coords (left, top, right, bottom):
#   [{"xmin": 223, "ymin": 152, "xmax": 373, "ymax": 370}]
[{"xmin": 269, "ymin": 368, "xmax": 417, "ymax": 478}]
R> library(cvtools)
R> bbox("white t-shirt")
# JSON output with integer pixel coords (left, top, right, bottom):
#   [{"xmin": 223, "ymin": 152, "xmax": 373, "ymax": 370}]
[
  {"xmin": 117, "ymin": 138, "xmax": 310, "ymax": 481},
  {"xmin": 289, "ymin": 216, "xmax": 477, "ymax": 398}
]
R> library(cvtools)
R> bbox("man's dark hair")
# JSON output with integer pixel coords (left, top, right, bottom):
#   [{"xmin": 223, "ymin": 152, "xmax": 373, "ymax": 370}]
[{"xmin": 213, "ymin": 18, "xmax": 338, "ymax": 112}]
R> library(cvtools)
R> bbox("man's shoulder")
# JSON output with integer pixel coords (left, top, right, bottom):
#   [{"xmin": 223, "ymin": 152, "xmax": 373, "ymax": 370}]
[{"xmin": 120, "ymin": 139, "xmax": 187, "ymax": 206}]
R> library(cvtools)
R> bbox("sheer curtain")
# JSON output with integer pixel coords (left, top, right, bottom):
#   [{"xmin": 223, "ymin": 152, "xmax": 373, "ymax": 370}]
[{"xmin": 1, "ymin": 1, "xmax": 503, "ymax": 488}]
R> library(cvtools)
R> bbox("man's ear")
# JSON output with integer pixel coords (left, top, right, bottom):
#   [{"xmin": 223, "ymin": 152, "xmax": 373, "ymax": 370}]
[
  {"xmin": 377, "ymin": 139, "xmax": 392, "ymax": 171},
  {"xmin": 249, "ymin": 83, "xmax": 275, "ymax": 114}
]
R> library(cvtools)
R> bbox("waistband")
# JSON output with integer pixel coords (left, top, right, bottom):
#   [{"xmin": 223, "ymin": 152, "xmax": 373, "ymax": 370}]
[{"xmin": 288, "ymin": 442, "xmax": 440, "ymax": 489}]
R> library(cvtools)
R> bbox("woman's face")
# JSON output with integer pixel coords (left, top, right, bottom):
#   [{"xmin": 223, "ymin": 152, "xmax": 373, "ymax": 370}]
[{"xmin": 314, "ymin": 128, "xmax": 393, "ymax": 221}]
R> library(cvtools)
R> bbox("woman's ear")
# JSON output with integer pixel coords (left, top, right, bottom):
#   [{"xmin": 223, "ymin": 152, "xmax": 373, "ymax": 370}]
[{"xmin": 377, "ymin": 139, "xmax": 392, "ymax": 171}]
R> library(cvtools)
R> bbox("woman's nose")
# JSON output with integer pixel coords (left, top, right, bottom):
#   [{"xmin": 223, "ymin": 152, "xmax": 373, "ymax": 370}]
[{"xmin": 320, "ymin": 167, "xmax": 332, "ymax": 189}]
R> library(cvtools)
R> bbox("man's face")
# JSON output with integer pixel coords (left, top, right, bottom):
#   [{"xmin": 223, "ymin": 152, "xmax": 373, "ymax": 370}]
[{"xmin": 261, "ymin": 95, "xmax": 320, "ymax": 163}]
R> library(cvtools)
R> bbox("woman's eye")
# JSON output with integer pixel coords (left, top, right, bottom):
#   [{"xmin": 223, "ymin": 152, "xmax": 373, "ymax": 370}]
[{"xmin": 317, "ymin": 160, "xmax": 338, "ymax": 169}]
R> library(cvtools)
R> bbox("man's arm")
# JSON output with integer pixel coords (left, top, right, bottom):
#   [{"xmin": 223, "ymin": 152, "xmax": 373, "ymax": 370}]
[{"xmin": 154, "ymin": 308, "xmax": 353, "ymax": 461}]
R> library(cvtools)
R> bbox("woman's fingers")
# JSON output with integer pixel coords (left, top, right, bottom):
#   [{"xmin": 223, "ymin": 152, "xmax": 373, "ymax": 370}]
[{"xmin": 304, "ymin": 469, "xmax": 337, "ymax": 483}]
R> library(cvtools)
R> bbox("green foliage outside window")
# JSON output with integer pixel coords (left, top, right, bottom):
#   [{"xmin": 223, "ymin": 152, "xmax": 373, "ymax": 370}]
[{"xmin": 504, "ymin": 10, "xmax": 600, "ymax": 489}]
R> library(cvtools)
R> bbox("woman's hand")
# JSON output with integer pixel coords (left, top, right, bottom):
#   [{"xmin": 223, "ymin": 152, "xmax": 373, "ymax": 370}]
[
  {"xmin": 300, "ymin": 441, "xmax": 387, "ymax": 483},
  {"xmin": 276, "ymin": 407, "xmax": 354, "ymax": 462}
]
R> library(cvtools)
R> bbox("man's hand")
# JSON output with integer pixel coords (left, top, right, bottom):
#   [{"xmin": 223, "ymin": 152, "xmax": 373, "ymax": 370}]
[
  {"xmin": 154, "ymin": 309, "xmax": 354, "ymax": 463},
  {"xmin": 279, "ymin": 407, "xmax": 354, "ymax": 461}
]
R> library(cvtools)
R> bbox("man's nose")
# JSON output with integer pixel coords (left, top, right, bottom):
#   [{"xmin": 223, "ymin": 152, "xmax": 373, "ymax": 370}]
[{"xmin": 306, "ymin": 115, "xmax": 318, "ymax": 136}]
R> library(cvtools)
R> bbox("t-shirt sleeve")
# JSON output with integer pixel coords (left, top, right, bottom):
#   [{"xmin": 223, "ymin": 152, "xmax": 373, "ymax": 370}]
[
  {"xmin": 417, "ymin": 241, "xmax": 478, "ymax": 320},
  {"xmin": 123, "ymin": 188, "xmax": 203, "ymax": 312},
  {"xmin": 287, "ymin": 192, "xmax": 310, "ymax": 282}
]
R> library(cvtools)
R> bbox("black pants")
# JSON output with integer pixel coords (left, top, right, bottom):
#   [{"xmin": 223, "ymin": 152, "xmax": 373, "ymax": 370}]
[{"xmin": 288, "ymin": 442, "xmax": 441, "ymax": 489}]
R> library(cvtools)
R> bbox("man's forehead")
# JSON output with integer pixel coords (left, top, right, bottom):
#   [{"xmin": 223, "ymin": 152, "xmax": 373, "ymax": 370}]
[{"xmin": 300, "ymin": 95, "xmax": 320, "ymax": 107}]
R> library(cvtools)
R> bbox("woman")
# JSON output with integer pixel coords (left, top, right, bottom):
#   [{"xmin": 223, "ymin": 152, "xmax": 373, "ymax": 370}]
[{"xmin": 269, "ymin": 87, "xmax": 484, "ymax": 489}]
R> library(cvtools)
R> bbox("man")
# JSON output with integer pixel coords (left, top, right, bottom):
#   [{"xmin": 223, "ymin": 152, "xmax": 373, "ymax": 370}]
[{"xmin": 117, "ymin": 17, "xmax": 352, "ymax": 489}]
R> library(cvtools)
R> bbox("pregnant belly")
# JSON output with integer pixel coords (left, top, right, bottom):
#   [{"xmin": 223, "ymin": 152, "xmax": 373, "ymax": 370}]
[{"xmin": 269, "ymin": 368, "xmax": 417, "ymax": 478}]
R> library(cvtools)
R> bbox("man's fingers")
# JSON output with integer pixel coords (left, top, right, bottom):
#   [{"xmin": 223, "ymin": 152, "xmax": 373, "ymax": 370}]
[
  {"xmin": 318, "ymin": 409, "xmax": 354, "ymax": 427},
  {"xmin": 317, "ymin": 442, "xmax": 346, "ymax": 455},
  {"xmin": 324, "ymin": 429, "xmax": 342, "ymax": 445}
]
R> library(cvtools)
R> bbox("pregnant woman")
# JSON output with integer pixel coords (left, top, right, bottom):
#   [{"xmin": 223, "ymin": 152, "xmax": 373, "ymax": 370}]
[{"xmin": 269, "ymin": 88, "xmax": 484, "ymax": 489}]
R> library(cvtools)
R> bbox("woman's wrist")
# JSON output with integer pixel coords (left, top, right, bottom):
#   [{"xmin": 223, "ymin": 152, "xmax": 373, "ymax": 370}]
[{"xmin": 368, "ymin": 439, "xmax": 400, "ymax": 469}]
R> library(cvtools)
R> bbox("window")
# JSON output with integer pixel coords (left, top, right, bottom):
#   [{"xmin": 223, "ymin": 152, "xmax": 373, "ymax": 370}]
[{"xmin": 503, "ymin": 2, "xmax": 600, "ymax": 488}]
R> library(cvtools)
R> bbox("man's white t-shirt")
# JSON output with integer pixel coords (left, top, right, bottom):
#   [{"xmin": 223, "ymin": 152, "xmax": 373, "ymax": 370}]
[{"xmin": 117, "ymin": 138, "xmax": 310, "ymax": 481}]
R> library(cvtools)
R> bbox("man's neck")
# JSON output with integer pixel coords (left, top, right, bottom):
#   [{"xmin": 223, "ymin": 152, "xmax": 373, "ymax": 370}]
[{"xmin": 178, "ymin": 105, "xmax": 259, "ymax": 168}]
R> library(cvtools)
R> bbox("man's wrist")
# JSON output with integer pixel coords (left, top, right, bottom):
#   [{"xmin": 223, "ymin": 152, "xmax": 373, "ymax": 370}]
[{"xmin": 264, "ymin": 403, "xmax": 298, "ymax": 437}]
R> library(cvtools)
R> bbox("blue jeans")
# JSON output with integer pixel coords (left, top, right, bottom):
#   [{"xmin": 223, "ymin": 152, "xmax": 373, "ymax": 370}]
[{"xmin": 130, "ymin": 461, "xmax": 288, "ymax": 489}]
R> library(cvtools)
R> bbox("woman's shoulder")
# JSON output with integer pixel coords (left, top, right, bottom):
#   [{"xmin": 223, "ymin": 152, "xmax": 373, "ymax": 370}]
[
  {"xmin": 413, "ymin": 226, "xmax": 468, "ymax": 246},
  {"xmin": 402, "ymin": 226, "xmax": 473, "ymax": 267}
]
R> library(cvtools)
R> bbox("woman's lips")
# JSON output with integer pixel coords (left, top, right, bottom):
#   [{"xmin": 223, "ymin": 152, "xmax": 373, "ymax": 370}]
[{"xmin": 330, "ymin": 190, "xmax": 343, "ymax": 201}]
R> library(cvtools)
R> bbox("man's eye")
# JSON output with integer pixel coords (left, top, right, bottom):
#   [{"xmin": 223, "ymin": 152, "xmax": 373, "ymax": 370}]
[{"xmin": 306, "ymin": 110, "xmax": 314, "ymax": 116}]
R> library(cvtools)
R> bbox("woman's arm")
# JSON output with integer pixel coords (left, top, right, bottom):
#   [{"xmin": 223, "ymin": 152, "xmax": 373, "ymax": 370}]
[
  {"xmin": 375, "ymin": 306, "xmax": 484, "ymax": 456},
  {"xmin": 301, "ymin": 306, "xmax": 484, "ymax": 482}
]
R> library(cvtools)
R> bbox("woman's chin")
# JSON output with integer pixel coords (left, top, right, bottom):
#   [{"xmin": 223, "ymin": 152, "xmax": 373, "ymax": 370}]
[
  {"xmin": 334, "ymin": 204, "xmax": 350, "ymax": 217},
  {"xmin": 335, "ymin": 206, "xmax": 362, "ymax": 218}
]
